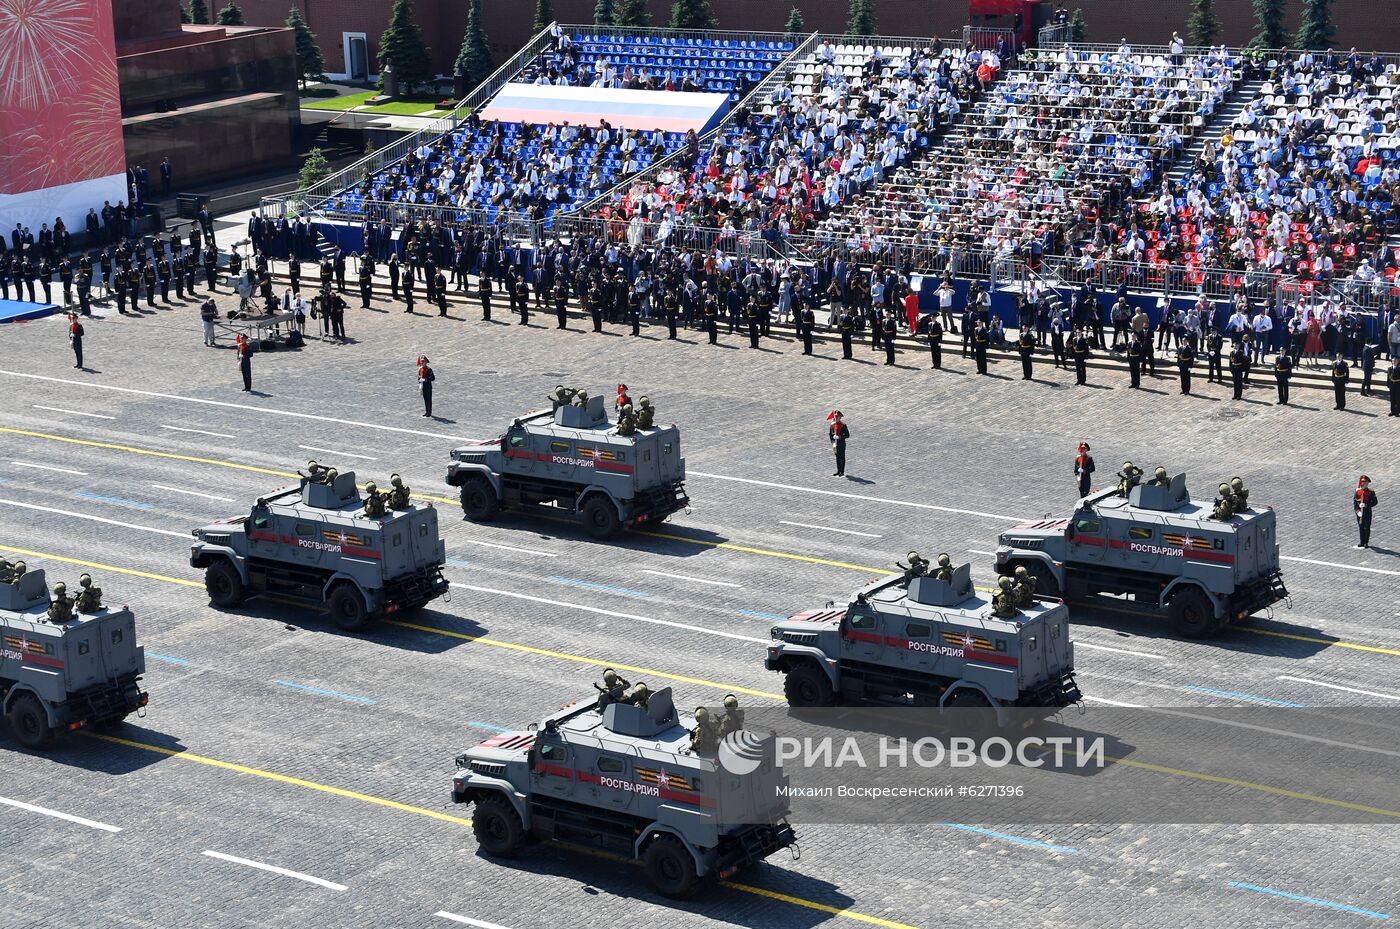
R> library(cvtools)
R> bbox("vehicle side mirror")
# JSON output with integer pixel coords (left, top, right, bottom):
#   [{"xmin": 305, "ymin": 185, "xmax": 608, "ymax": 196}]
[{"xmin": 1066, "ymin": 521, "xmax": 1076, "ymax": 540}]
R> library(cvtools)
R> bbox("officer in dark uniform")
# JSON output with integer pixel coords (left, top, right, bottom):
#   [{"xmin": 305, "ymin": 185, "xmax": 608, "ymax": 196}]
[
  {"xmin": 387, "ymin": 254, "xmax": 400, "ymax": 301},
  {"xmin": 478, "ymin": 274, "xmax": 492, "ymax": 320},
  {"xmin": 1206, "ymin": 328, "xmax": 1224, "ymax": 382},
  {"xmin": 403, "ymin": 279, "xmax": 416, "ymax": 315},
  {"xmin": 1071, "ymin": 328, "xmax": 1090, "ymax": 384},
  {"xmin": 112, "ymin": 266, "xmax": 128, "ymax": 313},
  {"xmin": 76, "ymin": 268, "xmax": 91, "ymax": 317},
  {"xmin": 1017, "ymin": 327, "xmax": 1035, "ymax": 379},
  {"xmin": 37, "ymin": 255, "xmax": 52, "ymax": 305},
  {"xmin": 1273, "ymin": 352, "xmax": 1292, "ymax": 405},
  {"xmin": 184, "ymin": 249, "xmax": 198, "ymax": 294},
  {"xmin": 1228, "ymin": 344, "xmax": 1248, "ymax": 399},
  {"xmin": 157, "ymin": 256, "xmax": 172, "ymax": 302},
  {"xmin": 664, "ymin": 292, "xmax": 679, "ymax": 340},
  {"xmin": 839, "ymin": 308, "xmax": 855, "ymax": 359},
  {"xmin": 973, "ymin": 321, "xmax": 990, "ymax": 374},
  {"xmin": 142, "ymin": 262, "xmax": 157, "ymax": 308},
  {"xmin": 800, "ymin": 305, "xmax": 816, "ymax": 355},
  {"xmin": 1388, "ymin": 356, "xmax": 1400, "ymax": 416},
  {"xmin": 512, "ymin": 277, "xmax": 527, "ymax": 323},
  {"xmin": 746, "ymin": 298, "xmax": 761, "ymax": 349},
  {"xmin": 756, "ymin": 288, "xmax": 773, "ymax": 338},
  {"xmin": 1331, "ymin": 354, "xmax": 1350, "ymax": 410},
  {"xmin": 333, "ymin": 248, "xmax": 347, "ymax": 291},
  {"xmin": 1176, "ymin": 340, "xmax": 1195, "ymax": 395},
  {"xmin": 704, "ymin": 293, "xmax": 719, "ymax": 344},
  {"xmin": 204, "ymin": 245, "xmax": 219, "ymax": 291},
  {"xmin": 237, "ymin": 334, "xmax": 253, "ymax": 391},
  {"xmin": 58, "ymin": 257, "xmax": 73, "ymax": 306},
  {"xmin": 1126, "ymin": 334, "xmax": 1143, "ymax": 388},
  {"xmin": 928, "ymin": 316, "xmax": 943, "ymax": 369},
  {"xmin": 1361, "ymin": 340, "xmax": 1380, "ymax": 396},
  {"xmin": 882, "ymin": 312, "xmax": 897, "ymax": 365},
  {"xmin": 627, "ymin": 287, "xmax": 642, "ymax": 336},
  {"xmin": 589, "ymin": 284, "xmax": 604, "ymax": 332},
  {"xmin": 359, "ymin": 258, "xmax": 374, "ymax": 308}
]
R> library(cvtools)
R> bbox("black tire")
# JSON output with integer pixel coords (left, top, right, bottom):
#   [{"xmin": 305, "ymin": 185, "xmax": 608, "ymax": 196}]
[
  {"xmin": 1168, "ymin": 586, "xmax": 1219, "ymax": 638},
  {"xmin": 328, "ymin": 583, "xmax": 371, "ymax": 632},
  {"xmin": 8, "ymin": 694, "xmax": 54, "ymax": 749},
  {"xmin": 460, "ymin": 476, "xmax": 500, "ymax": 521},
  {"xmin": 581, "ymin": 495, "xmax": 621, "ymax": 539},
  {"xmin": 204, "ymin": 560, "xmax": 246, "ymax": 607},
  {"xmin": 472, "ymin": 794, "xmax": 526, "ymax": 858},
  {"xmin": 946, "ymin": 688, "xmax": 992, "ymax": 708},
  {"xmin": 642, "ymin": 834, "xmax": 700, "ymax": 899},
  {"xmin": 783, "ymin": 662, "xmax": 836, "ymax": 707}
]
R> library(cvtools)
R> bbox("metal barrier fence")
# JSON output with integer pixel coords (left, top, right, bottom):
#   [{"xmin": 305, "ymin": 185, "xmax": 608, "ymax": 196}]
[
  {"xmin": 553, "ymin": 214, "xmax": 792, "ymax": 264},
  {"xmin": 962, "ymin": 25, "xmax": 1017, "ymax": 53}
]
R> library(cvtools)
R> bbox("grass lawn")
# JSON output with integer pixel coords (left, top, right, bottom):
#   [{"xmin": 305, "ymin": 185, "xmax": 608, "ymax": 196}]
[{"xmin": 301, "ymin": 91, "xmax": 444, "ymax": 115}]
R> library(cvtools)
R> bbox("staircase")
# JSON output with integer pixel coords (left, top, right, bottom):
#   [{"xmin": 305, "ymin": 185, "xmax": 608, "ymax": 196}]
[{"xmin": 1167, "ymin": 78, "xmax": 1266, "ymax": 185}]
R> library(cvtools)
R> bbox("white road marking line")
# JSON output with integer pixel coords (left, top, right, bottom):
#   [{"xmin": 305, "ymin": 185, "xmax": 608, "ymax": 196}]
[
  {"xmin": 8, "ymin": 460, "xmax": 86, "ymax": 475},
  {"xmin": 640, "ymin": 569, "xmax": 742, "ymax": 588},
  {"xmin": 201, "ymin": 850, "xmax": 347, "ymax": 891},
  {"xmin": 0, "ymin": 795, "xmax": 122, "ymax": 833},
  {"xmin": 150, "ymin": 483, "xmax": 235, "ymax": 503},
  {"xmin": 1081, "ymin": 695, "xmax": 1143, "ymax": 707},
  {"xmin": 435, "ymin": 913, "xmax": 516, "ymax": 929},
  {"xmin": 297, "ymin": 444, "xmax": 377, "ymax": 461},
  {"xmin": 1281, "ymin": 555, "xmax": 1400, "ymax": 577},
  {"xmin": 1277, "ymin": 675, "xmax": 1400, "ymax": 702},
  {"xmin": 779, "ymin": 519, "xmax": 882, "ymax": 538},
  {"xmin": 161, "ymin": 424, "xmax": 236, "ymax": 439},
  {"xmin": 31, "ymin": 405, "xmax": 115, "ymax": 420},
  {"xmin": 0, "ymin": 370, "xmax": 474, "ymax": 441},
  {"xmin": 450, "ymin": 582, "xmax": 768, "ymax": 643},
  {"xmin": 688, "ymin": 470, "xmax": 1025, "ymax": 521},
  {"xmin": 967, "ymin": 548, "xmax": 995, "ymax": 556},
  {"xmin": 454, "ymin": 538, "xmax": 557, "ymax": 557},
  {"xmin": 1074, "ymin": 641, "xmax": 1168, "ymax": 661},
  {"xmin": 0, "ymin": 498, "xmax": 187, "ymax": 537}
]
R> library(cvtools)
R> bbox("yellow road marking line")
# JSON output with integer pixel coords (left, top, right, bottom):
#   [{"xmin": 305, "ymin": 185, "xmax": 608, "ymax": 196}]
[
  {"xmin": 639, "ymin": 529, "xmax": 888, "ymax": 574},
  {"xmin": 1240, "ymin": 626, "xmax": 1400, "ymax": 658},
  {"xmin": 90, "ymin": 733, "xmax": 476, "ymax": 826},
  {"xmin": 722, "ymin": 881, "xmax": 925, "ymax": 929},
  {"xmin": 389, "ymin": 621, "xmax": 784, "ymax": 699},
  {"xmin": 0, "ymin": 545, "xmax": 203, "ymax": 587}
]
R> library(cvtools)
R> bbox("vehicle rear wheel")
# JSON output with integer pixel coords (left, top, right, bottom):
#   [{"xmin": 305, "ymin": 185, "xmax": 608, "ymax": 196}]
[
  {"xmin": 946, "ymin": 688, "xmax": 992, "ymax": 708},
  {"xmin": 1168, "ymin": 587, "xmax": 1218, "ymax": 638},
  {"xmin": 328, "ymin": 584, "xmax": 371, "ymax": 632},
  {"xmin": 581, "ymin": 496, "xmax": 621, "ymax": 539},
  {"xmin": 8, "ymin": 694, "xmax": 54, "ymax": 749},
  {"xmin": 204, "ymin": 560, "xmax": 247, "ymax": 607},
  {"xmin": 460, "ymin": 476, "xmax": 500, "ymax": 521},
  {"xmin": 472, "ymin": 794, "xmax": 526, "ymax": 858},
  {"xmin": 783, "ymin": 663, "xmax": 835, "ymax": 707},
  {"xmin": 642, "ymin": 834, "xmax": 700, "ymax": 899}
]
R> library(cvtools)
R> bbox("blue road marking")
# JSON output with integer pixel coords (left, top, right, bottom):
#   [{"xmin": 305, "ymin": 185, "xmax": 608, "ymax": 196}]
[
  {"xmin": 941, "ymin": 823, "xmax": 1078, "ymax": 854},
  {"xmin": 1229, "ymin": 883, "xmax": 1390, "ymax": 920},
  {"xmin": 146, "ymin": 653, "xmax": 189, "ymax": 665},
  {"xmin": 273, "ymin": 679, "xmax": 377, "ymax": 705},
  {"xmin": 445, "ymin": 558, "xmax": 471, "ymax": 566},
  {"xmin": 547, "ymin": 576, "xmax": 650, "ymax": 598},
  {"xmin": 737, "ymin": 609, "xmax": 786, "ymax": 621},
  {"xmin": 468, "ymin": 721, "xmax": 510, "ymax": 732},
  {"xmin": 74, "ymin": 491, "xmax": 152, "ymax": 509},
  {"xmin": 1181, "ymin": 685, "xmax": 1305, "ymax": 707}
]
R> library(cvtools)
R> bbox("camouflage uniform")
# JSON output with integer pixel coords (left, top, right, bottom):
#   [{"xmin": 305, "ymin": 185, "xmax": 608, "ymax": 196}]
[
  {"xmin": 1210, "ymin": 483, "xmax": 1234, "ymax": 521},
  {"xmin": 900, "ymin": 551, "xmax": 929, "ymax": 579},
  {"xmin": 1229, "ymin": 477, "xmax": 1249, "ymax": 511},
  {"xmin": 362, "ymin": 482, "xmax": 387, "ymax": 518},
  {"xmin": 718, "ymin": 694, "xmax": 744, "ymax": 738},
  {"xmin": 623, "ymin": 683, "xmax": 650, "ymax": 708},
  {"xmin": 991, "ymin": 576, "xmax": 1020, "ymax": 618},
  {"xmin": 1116, "ymin": 462, "xmax": 1143, "ymax": 496},
  {"xmin": 300, "ymin": 460, "xmax": 332, "ymax": 485},
  {"xmin": 1011, "ymin": 565, "xmax": 1037, "ymax": 608},
  {"xmin": 933, "ymin": 553, "xmax": 954, "ymax": 582},
  {"xmin": 1148, "ymin": 467, "xmax": 1170, "ymax": 487},
  {"xmin": 635, "ymin": 397, "xmax": 655, "ymax": 429},
  {"xmin": 615, "ymin": 404, "xmax": 638, "ymax": 436},
  {"xmin": 593, "ymin": 669, "xmax": 630, "ymax": 709},
  {"xmin": 73, "ymin": 574, "xmax": 103, "ymax": 613},
  {"xmin": 689, "ymin": 707, "xmax": 719, "ymax": 753},
  {"xmin": 47, "ymin": 583, "xmax": 74, "ymax": 624},
  {"xmin": 387, "ymin": 474, "xmax": 411, "ymax": 510}
]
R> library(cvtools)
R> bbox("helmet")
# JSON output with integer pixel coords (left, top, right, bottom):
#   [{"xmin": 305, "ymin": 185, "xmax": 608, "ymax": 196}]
[
  {"xmin": 622, "ymin": 403, "xmax": 633, "ymax": 414},
  {"xmin": 1014, "ymin": 565, "xmax": 1029, "ymax": 579},
  {"xmin": 365, "ymin": 482, "xmax": 377, "ymax": 493},
  {"xmin": 998, "ymin": 576, "xmax": 1012, "ymax": 590},
  {"xmin": 937, "ymin": 553, "xmax": 951, "ymax": 566},
  {"xmin": 1219, "ymin": 483, "xmax": 1230, "ymax": 494},
  {"xmin": 695, "ymin": 707, "xmax": 710, "ymax": 721},
  {"xmin": 723, "ymin": 694, "xmax": 738, "ymax": 710},
  {"xmin": 390, "ymin": 474, "xmax": 404, "ymax": 488},
  {"xmin": 1155, "ymin": 467, "xmax": 1167, "ymax": 480},
  {"xmin": 603, "ymin": 669, "xmax": 618, "ymax": 685},
  {"xmin": 325, "ymin": 468, "xmax": 338, "ymax": 482},
  {"xmin": 639, "ymin": 396, "xmax": 652, "ymax": 407},
  {"xmin": 633, "ymin": 683, "xmax": 649, "ymax": 696},
  {"xmin": 53, "ymin": 582, "xmax": 66, "ymax": 595},
  {"xmin": 307, "ymin": 459, "xmax": 319, "ymax": 470},
  {"xmin": 1230, "ymin": 477, "xmax": 1244, "ymax": 491},
  {"xmin": 1123, "ymin": 461, "xmax": 1133, "ymax": 471},
  {"xmin": 12, "ymin": 561, "xmax": 25, "ymax": 575},
  {"xmin": 577, "ymin": 390, "xmax": 589, "ymax": 401},
  {"xmin": 78, "ymin": 573, "xmax": 92, "ymax": 588},
  {"xmin": 908, "ymin": 550, "xmax": 920, "ymax": 561}
]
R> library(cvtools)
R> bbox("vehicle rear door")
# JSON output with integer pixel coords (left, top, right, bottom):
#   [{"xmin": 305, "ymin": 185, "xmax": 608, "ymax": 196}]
[
  {"xmin": 635, "ymin": 437, "xmax": 661, "ymax": 489},
  {"xmin": 96, "ymin": 612, "xmax": 138, "ymax": 683},
  {"xmin": 383, "ymin": 522, "xmax": 409, "ymax": 577}
]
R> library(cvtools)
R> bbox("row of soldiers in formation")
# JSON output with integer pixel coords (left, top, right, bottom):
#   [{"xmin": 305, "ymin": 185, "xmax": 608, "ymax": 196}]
[
  {"xmin": 898, "ymin": 551, "xmax": 1038, "ymax": 620},
  {"xmin": 593, "ymin": 669, "xmax": 745, "ymax": 752},
  {"xmin": 0, "ymin": 559, "xmax": 103, "ymax": 622}
]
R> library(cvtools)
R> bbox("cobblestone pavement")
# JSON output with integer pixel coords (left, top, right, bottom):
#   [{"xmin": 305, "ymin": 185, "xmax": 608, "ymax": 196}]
[{"xmin": 0, "ymin": 274, "xmax": 1396, "ymax": 929}]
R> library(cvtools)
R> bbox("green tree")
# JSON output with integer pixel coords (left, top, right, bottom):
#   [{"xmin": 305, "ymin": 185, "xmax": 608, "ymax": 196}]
[
  {"xmin": 845, "ymin": 0, "xmax": 875, "ymax": 36},
  {"xmin": 616, "ymin": 0, "xmax": 651, "ymax": 27},
  {"xmin": 378, "ymin": 0, "xmax": 433, "ymax": 93},
  {"xmin": 669, "ymin": 0, "xmax": 715, "ymax": 30},
  {"xmin": 1295, "ymin": 0, "xmax": 1335, "ymax": 49},
  {"xmin": 784, "ymin": 5, "xmax": 806, "ymax": 40},
  {"xmin": 216, "ymin": 1, "xmax": 244, "ymax": 25},
  {"xmin": 286, "ymin": 6, "xmax": 324, "ymax": 87},
  {"xmin": 299, "ymin": 148, "xmax": 332, "ymax": 189},
  {"xmin": 1186, "ymin": 0, "xmax": 1219, "ymax": 47},
  {"xmin": 180, "ymin": 3, "xmax": 191, "ymax": 23},
  {"xmin": 1068, "ymin": 8, "xmax": 1087, "ymax": 41},
  {"xmin": 594, "ymin": 0, "xmax": 615, "ymax": 27},
  {"xmin": 189, "ymin": 0, "xmax": 210, "ymax": 24},
  {"xmin": 454, "ymin": 0, "xmax": 494, "ymax": 86},
  {"xmin": 1249, "ymin": 0, "xmax": 1286, "ymax": 49},
  {"xmin": 532, "ymin": 0, "xmax": 553, "ymax": 34}
]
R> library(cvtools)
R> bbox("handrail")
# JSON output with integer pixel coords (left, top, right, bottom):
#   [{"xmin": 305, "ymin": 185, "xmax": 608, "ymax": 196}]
[{"xmin": 558, "ymin": 22, "xmax": 796, "ymax": 44}]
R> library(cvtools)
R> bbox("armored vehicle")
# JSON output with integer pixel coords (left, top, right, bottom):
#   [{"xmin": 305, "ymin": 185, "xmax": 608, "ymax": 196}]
[
  {"xmin": 446, "ymin": 391, "xmax": 688, "ymax": 539},
  {"xmin": 190, "ymin": 467, "xmax": 449, "ymax": 631},
  {"xmin": 450, "ymin": 685, "xmax": 797, "ymax": 898},
  {"xmin": 765, "ymin": 561, "xmax": 1080, "ymax": 717},
  {"xmin": 994, "ymin": 473, "xmax": 1288, "ymax": 638},
  {"xmin": 1, "ymin": 567, "xmax": 147, "ymax": 749}
]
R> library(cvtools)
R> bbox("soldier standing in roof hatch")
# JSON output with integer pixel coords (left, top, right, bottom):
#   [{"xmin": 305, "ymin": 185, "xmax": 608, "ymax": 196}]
[{"xmin": 827, "ymin": 410, "xmax": 849, "ymax": 478}]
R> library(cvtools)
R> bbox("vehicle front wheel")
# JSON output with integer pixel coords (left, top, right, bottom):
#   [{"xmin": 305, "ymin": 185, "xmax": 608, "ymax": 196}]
[
  {"xmin": 642, "ymin": 834, "xmax": 700, "ymax": 899},
  {"xmin": 328, "ymin": 584, "xmax": 371, "ymax": 632},
  {"xmin": 1168, "ymin": 587, "xmax": 1218, "ymax": 638},
  {"xmin": 204, "ymin": 560, "xmax": 247, "ymax": 607},
  {"xmin": 581, "ymin": 496, "xmax": 621, "ymax": 539},
  {"xmin": 460, "ymin": 476, "xmax": 500, "ymax": 521},
  {"xmin": 472, "ymin": 794, "xmax": 526, "ymax": 858},
  {"xmin": 7, "ymin": 694, "xmax": 54, "ymax": 749},
  {"xmin": 783, "ymin": 662, "xmax": 836, "ymax": 707}
]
